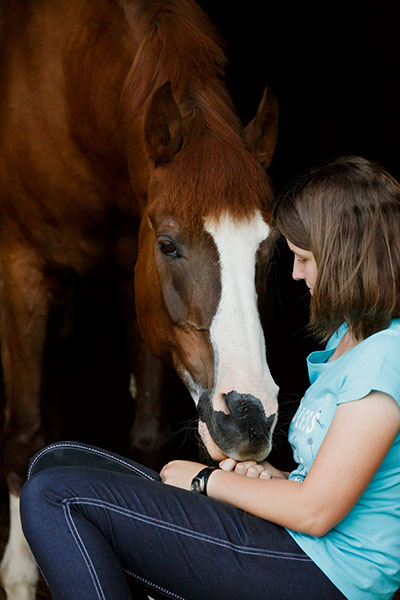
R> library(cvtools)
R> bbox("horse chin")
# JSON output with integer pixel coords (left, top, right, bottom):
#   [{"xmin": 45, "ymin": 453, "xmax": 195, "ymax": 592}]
[
  {"xmin": 198, "ymin": 421, "xmax": 228, "ymax": 462},
  {"xmin": 232, "ymin": 443, "xmax": 272, "ymax": 463},
  {"xmin": 197, "ymin": 421, "xmax": 271, "ymax": 463}
]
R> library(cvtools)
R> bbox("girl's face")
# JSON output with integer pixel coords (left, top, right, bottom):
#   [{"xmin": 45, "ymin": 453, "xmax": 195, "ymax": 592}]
[{"xmin": 287, "ymin": 240, "xmax": 318, "ymax": 295}]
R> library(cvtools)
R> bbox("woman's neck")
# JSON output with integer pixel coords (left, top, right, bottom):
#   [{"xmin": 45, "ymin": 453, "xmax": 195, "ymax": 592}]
[{"xmin": 329, "ymin": 330, "xmax": 361, "ymax": 361}]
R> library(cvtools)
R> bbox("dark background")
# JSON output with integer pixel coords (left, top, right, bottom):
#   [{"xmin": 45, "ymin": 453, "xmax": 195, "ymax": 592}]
[{"xmin": 200, "ymin": 0, "xmax": 399, "ymax": 185}]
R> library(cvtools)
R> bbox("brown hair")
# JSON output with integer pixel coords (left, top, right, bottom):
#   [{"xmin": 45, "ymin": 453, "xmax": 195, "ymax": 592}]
[{"xmin": 274, "ymin": 156, "xmax": 400, "ymax": 341}]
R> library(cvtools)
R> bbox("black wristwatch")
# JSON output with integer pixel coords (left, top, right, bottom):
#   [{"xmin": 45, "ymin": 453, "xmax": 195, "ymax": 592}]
[{"xmin": 190, "ymin": 467, "xmax": 217, "ymax": 495}]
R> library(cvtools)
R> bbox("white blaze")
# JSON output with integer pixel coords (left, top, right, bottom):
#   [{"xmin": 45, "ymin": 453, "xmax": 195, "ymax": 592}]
[{"xmin": 204, "ymin": 212, "xmax": 279, "ymax": 415}]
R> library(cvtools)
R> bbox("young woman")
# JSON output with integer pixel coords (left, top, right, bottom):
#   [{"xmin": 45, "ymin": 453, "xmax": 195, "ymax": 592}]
[{"xmin": 20, "ymin": 156, "xmax": 400, "ymax": 599}]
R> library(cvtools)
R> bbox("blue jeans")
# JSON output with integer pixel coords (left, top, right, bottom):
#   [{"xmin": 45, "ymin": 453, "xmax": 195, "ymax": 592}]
[{"xmin": 20, "ymin": 442, "xmax": 346, "ymax": 600}]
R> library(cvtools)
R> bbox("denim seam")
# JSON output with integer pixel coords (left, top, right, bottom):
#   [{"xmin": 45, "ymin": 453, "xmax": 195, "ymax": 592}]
[
  {"xmin": 27, "ymin": 442, "xmax": 155, "ymax": 481},
  {"xmin": 64, "ymin": 497, "xmax": 311, "ymax": 561},
  {"xmin": 62, "ymin": 502, "xmax": 106, "ymax": 600},
  {"xmin": 124, "ymin": 568, "xmax": 188, "ymax": 600}
]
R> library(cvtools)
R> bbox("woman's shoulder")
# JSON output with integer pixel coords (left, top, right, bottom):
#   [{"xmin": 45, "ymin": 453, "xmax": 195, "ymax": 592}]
[
  {"xmin": 387, "ymin": 318, "xmax": 400, "ymax": 334},
  {"xmin": 327, "ymin": 319, "xmax": 400, "ymax": 353},
  {"xmin": 336, "ymin": 319, "xmax": 400, "ymax": 405},
  {"xmin": 349, "ymin": 320, "xmax": 400, "ymax": 368},
  {"xmin": 365, "ymin": 319, "xmax": 400, "ymax": 351}
]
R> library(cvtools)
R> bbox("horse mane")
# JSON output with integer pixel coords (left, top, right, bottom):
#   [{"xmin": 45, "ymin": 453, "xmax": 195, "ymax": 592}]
[
  {"xmin": 122, "ymin": 1, "xmax": 226, "ymax": 109},
  {"xmin": 122, "ymin": 0, "xmax": 273, "ymax": 228}
]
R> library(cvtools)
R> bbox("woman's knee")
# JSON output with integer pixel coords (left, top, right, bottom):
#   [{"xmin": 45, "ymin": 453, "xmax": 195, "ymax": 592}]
[
  {"xmin": 20, "ymin": 470, "xmax": 57, "ymax": 544},
  {"xmin": 22, "ymin": 469, "xmax": 53, "ymax": 505},
  {"xmin": 20, "ymin": 467, "xmax": 75, "ymax": 531}
]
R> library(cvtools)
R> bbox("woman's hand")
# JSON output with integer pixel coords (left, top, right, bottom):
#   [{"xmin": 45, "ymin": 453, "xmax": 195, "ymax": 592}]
[
  {"xmin": 160, "ymin": 458, "xmax": 288, "ymax": 491},
  {"xmin": 219, "ymin": 458, "xmax": 289, "ymax": 480},
  {"xmin": 160, "ymin": 460, "xmax": 208, "ymax": 490}
]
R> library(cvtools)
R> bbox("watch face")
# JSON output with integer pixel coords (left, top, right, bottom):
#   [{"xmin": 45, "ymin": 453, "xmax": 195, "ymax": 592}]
[{"xmin": 191, "ymin": 477, "xmax": 204, "ymax": 494}]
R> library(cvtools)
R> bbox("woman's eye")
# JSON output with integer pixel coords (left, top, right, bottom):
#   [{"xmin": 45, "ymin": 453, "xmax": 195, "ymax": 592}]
[{"xmin": 158, "ymin": 240, "xmax": 178, "ymax": 257}]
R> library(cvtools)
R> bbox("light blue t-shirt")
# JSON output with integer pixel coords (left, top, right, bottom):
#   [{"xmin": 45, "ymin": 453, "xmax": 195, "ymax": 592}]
[{"xmin": 286, "ymin": 320, "xmax": 400, "ymax": 600}]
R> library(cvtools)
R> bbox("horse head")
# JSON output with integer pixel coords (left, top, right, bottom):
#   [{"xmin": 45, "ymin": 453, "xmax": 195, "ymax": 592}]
[{"xmin": 134, "ymin": 82, "xmax": 279, "ymax": 462}]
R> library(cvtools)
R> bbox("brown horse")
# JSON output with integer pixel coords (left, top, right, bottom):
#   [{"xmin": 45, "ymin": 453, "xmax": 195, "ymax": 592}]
[{"xmin": 0, "ymin": 0, "xmax": 279, "ymax": 597}]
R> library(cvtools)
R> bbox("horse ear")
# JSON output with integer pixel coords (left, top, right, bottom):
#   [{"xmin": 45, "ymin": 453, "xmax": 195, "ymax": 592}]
[
  {"xmin": 144, "ymin": 81, "xmax": 183, "ymax": 165},
  {"xmin": 243, "ymin": 87, "xmax": 279, "ymax": 169}
]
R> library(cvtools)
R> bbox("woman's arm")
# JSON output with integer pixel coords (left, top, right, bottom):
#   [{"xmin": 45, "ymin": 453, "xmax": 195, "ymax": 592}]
[{"xmin": 161, "ymin": 391, "xmax": 400, "ymax": 536}]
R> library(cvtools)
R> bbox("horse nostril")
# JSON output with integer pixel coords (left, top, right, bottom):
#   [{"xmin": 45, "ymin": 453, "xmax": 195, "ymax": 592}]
[
  {"xmin": 223, "ymin": 391, "xmax": 277, "ymax": 447},
  {"xmin": 224, "ymin": 391, "xmax": 275, "ymax": 428}
]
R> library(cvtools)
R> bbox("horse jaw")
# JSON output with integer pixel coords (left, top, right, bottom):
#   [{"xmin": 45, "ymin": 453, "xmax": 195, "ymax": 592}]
[{"xmin": 199, "ymin": 211, "xmax": 279, "ymax": 460}]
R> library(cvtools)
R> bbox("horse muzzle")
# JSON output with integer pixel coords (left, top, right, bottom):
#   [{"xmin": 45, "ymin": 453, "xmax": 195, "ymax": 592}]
[{"xmin": 197, "ymin": 390, "xmax": 277, "ymax": 462}]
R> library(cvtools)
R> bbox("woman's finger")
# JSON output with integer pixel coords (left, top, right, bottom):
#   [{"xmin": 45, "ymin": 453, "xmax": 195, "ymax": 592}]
[
  {"xmin": 234, "ymin": 460, "xmax": 258, "ymax": 475},
  {"xmin": 246, "ymin": 464, "xmax": 266, "ymax": 478},
  {"xmin": 219, "ymin": 458, "xmax": 237, "ymax": 471}
]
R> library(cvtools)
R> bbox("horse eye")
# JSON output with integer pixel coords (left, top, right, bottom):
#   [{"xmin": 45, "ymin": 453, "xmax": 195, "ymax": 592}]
[{"xmin": 158, "ymin": 239, "xmax": 178, "ymax": 257}]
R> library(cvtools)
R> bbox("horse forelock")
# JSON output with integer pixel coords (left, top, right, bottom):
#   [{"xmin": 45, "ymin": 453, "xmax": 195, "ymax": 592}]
[
  {"xmin": 147, "ymin": 123, "xmax": 273, "ymax": 233},
  {"xmin": 179, "ymin": 141, "xmax": 271, "ymax": 224}
]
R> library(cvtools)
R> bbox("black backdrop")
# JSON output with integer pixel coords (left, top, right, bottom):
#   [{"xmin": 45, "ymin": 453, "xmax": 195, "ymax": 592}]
[
  {"xmin": 199, "ymin": 0, "xmax": 399, "ymax": 184},
  {"xmin": 40, "ymin": 1, "xmax": 399, "ymax": 472}
]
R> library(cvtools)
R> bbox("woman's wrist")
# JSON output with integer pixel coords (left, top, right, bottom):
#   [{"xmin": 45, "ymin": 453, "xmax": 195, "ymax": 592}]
[{"xmin": 205, "ymin": 467, "xmax": 228, "ymax": 498}]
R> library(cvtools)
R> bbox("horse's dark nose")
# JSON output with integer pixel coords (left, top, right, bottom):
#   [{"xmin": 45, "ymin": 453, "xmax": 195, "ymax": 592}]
[{"xmin": 198, "ymin": 390, "xmax": 277, "ymax": 461}]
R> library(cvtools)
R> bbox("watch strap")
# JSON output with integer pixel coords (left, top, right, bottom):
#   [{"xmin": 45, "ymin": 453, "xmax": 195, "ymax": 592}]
[{"xmin": 191, "ymin": 466, "xmax": 217, "ymax": 495}]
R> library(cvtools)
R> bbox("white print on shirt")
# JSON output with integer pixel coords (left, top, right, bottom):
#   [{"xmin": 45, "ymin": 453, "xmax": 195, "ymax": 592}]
[
  {"xmin": 292, "ymin": 404, "xmax": 322, "ymax": 434},
  {"xmin": 289, "ymin": 399, "xmax": 327, "ymax": 479}
]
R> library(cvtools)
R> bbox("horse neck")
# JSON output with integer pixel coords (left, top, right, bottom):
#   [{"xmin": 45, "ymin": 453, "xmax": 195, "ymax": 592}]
[
  {"xmin": 121, "ymin": 0, "xmax": 230, "ymax": 109},
  {"xmin": 120, "ymin": 0, "xmax": 251, "ymax": 210}
]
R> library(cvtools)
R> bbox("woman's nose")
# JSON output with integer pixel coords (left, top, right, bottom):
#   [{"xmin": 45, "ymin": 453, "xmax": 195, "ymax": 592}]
[{"xmin": 292, "ymin": 261, "xmax": 303, "ymax": 281}]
